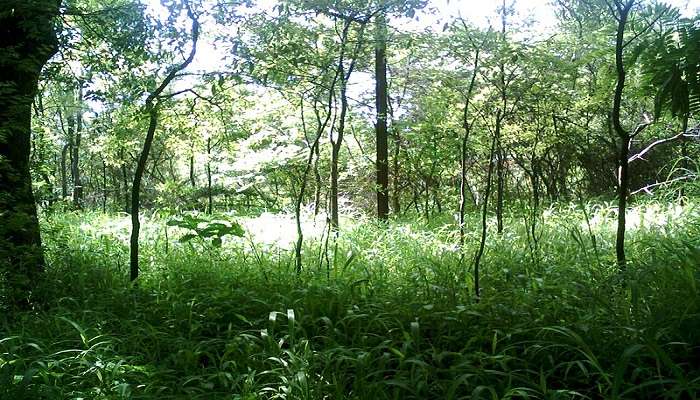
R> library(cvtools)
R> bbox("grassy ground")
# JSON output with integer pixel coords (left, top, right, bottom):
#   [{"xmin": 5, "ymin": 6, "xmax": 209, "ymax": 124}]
[{"xmin": 1, "ymin": 200, "xmax": 700, "ymax": 399}]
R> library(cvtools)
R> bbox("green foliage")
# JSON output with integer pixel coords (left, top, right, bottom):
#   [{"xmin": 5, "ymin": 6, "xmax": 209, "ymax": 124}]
[
  {"xmin": 167, "ymin": 214, "xmax": 245, "ymax": 247},
  {"xmin": 1, "ymin": 201, "xmax": 700, "ymax": 398}
]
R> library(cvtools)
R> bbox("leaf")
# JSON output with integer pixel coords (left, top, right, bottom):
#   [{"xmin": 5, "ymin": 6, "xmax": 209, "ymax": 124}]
[{"xmin": 179, "ymin": 233, "xmax": 198, "ymax": 243}]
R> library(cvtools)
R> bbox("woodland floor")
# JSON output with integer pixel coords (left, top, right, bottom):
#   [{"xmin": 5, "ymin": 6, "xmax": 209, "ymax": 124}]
[{"xmin": 2, "ymin": 200, "xmax": 700, "ymax": 399}]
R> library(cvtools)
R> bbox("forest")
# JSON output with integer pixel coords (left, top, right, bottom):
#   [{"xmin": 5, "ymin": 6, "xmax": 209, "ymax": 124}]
[{"xmin": 1, "ymin": 0, "xmax": 700, "ymax": 398}]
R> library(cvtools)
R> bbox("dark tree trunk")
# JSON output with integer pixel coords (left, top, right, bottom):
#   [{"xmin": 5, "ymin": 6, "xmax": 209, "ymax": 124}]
[
  {"xmin": 313, "ymin": 140, "xmax": 322, "ymax": 216},
  {"xmin": 102, "ymin": 158, "xmax": 107, "ymax": 213},
  {"xmin": 60, "ymin": 143, "xmax": 69, "ymax": 198},
  {"xmin": 0, "ymin": 0, "xmax": 59, "ymax": 305},
  {"xmin": 680, "ymin": 114, "xmax": 689, "ymax": 205},
  {"xmin": 131, "ymin": 108, "xmax": 158, "ymax": 281},
  {"xmin": 474, "ymin": 117, "xmax": 500, "ymax": 301},
  {"xmin": 189, "ymin": 153, "xmax": 196, "ymax": 188},
  {"xmin": 129, "ymin": 6, "xmax": 199, "ymax": 281},
  {"xmin": 495, "ymin": 0, "xmax": 508, "ymax": 236},
  {"xmin": 329, "ymin": 19, "xmax": 360, "ymax": 231},
  {"xmin": 391, "ymin": 128, "xmax": 401, "ymax": 214},
  {"xmin": 206, "ymin": 137, "xmax": 213, "ymax": 214},
  {"xmin": 295, "ymin": 95, "xmax": 332, "ymax": 274},
  {"xmin": 121, "ymin": 162, "xmax": 130, "ymax": 214},
  {"xmin": 375, "ymin": 11, "xmax": 389, "ymax": 221},
  {"xmin": 459, "ymin": 44, "xmax": 481, "ymax": 254},
  {"xmin": 612, "ymin": 1, "xmax": 633, "ymax": 271},
  {"xmin": 71, "ymin": 84, "xmax": 83, "ymax": 209},
  {"xmin": 495, "ymin": 122, "xmax": 505, "ymax": 235}
]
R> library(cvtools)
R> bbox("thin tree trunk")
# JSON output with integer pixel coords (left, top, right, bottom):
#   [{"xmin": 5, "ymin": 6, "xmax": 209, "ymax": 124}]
[
  {"xmin": 295, "ymin": 94, "xmax": 334, "ymax": 273},
  {"xmin": 495, "ymin": 123, "xmax": 505, "ymax": 234},
  {"xmin": 612, "ymin": 1, "xmax": 633, "ymax": 271},
  {"xmin": 131, "ymin": 107, "xmax": 159, "ymax": 281},
  {"xmin": 474, "ymin": 117, "xmax": 500, "ymax": 301},
  {"xmin": 130, "ymin": 6, "xmax": 199, "ymax": 281},
  {"xmin": 391, "ymin": 128, "xmax": 401, "ymax": 214},
  {"xmin": 61, "ymin": 143, "xmax": 69, "ymax": 198},
  {"xmin": 329, "ymin": 19, "xmax": 365, "ymax": 231},
  {"xmin": 495, "ymin": 0, "xmax": 508, "ymax": 235},
  {"xmin": 680, "ymin": 114, "xmax": 689, "ymax": 205},
  {"xmin": 206, "ymin": 137, "xmax": 213, "ymax": 214},
  {"xmin": 313, "ymin": 141, "xmax": 322, "ymax": 216},
  {"xmin": 189, "ymin": 153, "xmax": 196, "ymax": 188},
  {"xmin": 71, "ymin": 83, "xmax": 83, "ymax": 209},
  {"xmin": 459, "ymin": 44, "xmax": 481, "ymax": 254},
  {"xmin": 102, "ymin": 158, "xmax": 108, "ymax": 213},
  {"xmin": 122, "ymin": 162, "xmax": 130, "ymax": 214}
]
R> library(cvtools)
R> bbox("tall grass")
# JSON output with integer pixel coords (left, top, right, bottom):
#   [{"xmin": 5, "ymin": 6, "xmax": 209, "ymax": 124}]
[{"xmin": 1, "ymin": 200, "xmax": 699, "ymax": 399}]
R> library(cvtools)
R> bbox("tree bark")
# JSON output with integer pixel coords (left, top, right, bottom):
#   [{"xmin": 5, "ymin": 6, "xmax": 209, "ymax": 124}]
[
  {"xmin": 495, "ymin": 120, "xmax": 505, "ymax": 234},
  {"xmin": 130, "ymin": 5, "xmax": 199, "ymax": 281},
  {"xmin": 680, "ymin": 114, "xmax": 689, "ymax": 205},
  {"xmin": 206, "ymin": 136, "xmax": 213, "ymax": 214},
  {"xmin": 612, "ymin": 0, "xmax": 633, "ymax": 271},
  {"xmin": 102, "ymin": 157, "xmax": 108, "ymax": 213},
  {"xmin": 71, "ymin": 83, "xmax": 83, "ymax": 208},
  {"xmin": 189, "ymin": 152, "xmax": 196, "ymax": 188},
  {"xmin": 474, "ymin": 117, "xmax": 500, "ymax": 301},
  {"xmin": 329, "ymin": 19, "xmax": 364, "ymax": 231},
  {"xmin": 60, "ymin": 143, "xmax": 69, "ymax": 198},
  {"xmin": 0, "ymin": 0, "xmax": 59, "ymax": 305},
  {"xmin": 459, "ymin": 44, "xmax": 481, "ymax": 254},
  {"xmin": 375, "ymin": 10, "xmax": 389, "ymax": 221},
  {"xmin": 391, "ymin": 128, "xmax": 401, "ymax": 214},
  {"xmin": 121, "ymin": 160, "xmax": 130, "ymax": 214}
]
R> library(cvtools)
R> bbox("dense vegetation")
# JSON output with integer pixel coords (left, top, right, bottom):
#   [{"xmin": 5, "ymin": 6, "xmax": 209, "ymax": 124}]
[{"xmin": 1, "ymin": 0, "xmax": 700, "ymax": 398}]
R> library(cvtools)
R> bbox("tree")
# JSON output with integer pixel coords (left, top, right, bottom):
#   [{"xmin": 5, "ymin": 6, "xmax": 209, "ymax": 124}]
[
  {"xmin": 130, "ymin": 1, "xmax": 200, "ymax": 281},
  {"xmin": 0, "ymin": 0, "xmax": 60, "ymax": 306},
  {"xmin": 608, "ymin": 0, "xmax": 665, "ymax": 270},
  {"xmin": 375, "ymin": 7, "xmax": 389, "ymax": 221}
]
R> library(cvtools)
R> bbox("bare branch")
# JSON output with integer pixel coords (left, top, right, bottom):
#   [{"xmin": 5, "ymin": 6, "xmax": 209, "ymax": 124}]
[
  {"xmin": 629, "ymin": 131, "xmax": 699, "ymax": 163},
  {"xmin": 631, "ymin": 175, "xmax": 696, "ymax": 195}
]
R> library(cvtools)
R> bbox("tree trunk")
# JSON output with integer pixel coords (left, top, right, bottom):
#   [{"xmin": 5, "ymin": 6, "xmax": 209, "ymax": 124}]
[
  {"xmin": 206, "ymin": 137, "xmax": 213, "ymax": 214},
  {"xmin": 189, "ymin": 153, "xmax": 196, "ymax": 188},
  {"xmin": 612, "ymin": 1, "xmax": 633, "ymax": 271},
  {"xmin": 680, "ymin": 114, "xmax": 689, "ymax": 205},
  {"xmin": 495, "ymin": 121, "xmax": 505, "ymax": 234},
  {"xmin": 0, "ymin": 0, "xmax": 59, "ymax": 305},
  {"xmin": 131, "ymin": 107, "xmax": 158, "ymax": 281},
  {"xmin": 313, "ymin": 140, "xmax": 322, "ymax": 216},
  {"xmin": 102, "ymin": 158, "xmax": 108, "ymax": 213},
  {"xmin": 459, "ymin": 45, "xmax": 481, "ymax": 254},
  {"xmin": 474, "ymin": 117, "xmax": 500, "ymax": 301},
  {"xmin": 122, "ymin": 162, "xmax": 130, "ymax": 214},
  {"xmin": 71, "ymin": 84, "xmax": 83, "ymax": 209},
  {"xmin": 60, "ymin": 143, "xmax": 69, "ymax": 198},
  {"xmin": 391, "ymin": 128, "xmax": 401, "ymax": 214},
  {"xmin": 295, "ymin": 96, "xmax": 331, "ymax": 274},
  {"xmin": 329, "ymin": 20, "xmax": 356, "ymax": 231},
  {"xmin": 375, "ymin": 10, "xmax": 389, "ymax": 221},
  {"xmin": 129, "ymin": 6, "xmax": 199, "ymax": 281},
  {"xmin": 495, "ymin": 0, "xmax": 508, "ymax": 236}
]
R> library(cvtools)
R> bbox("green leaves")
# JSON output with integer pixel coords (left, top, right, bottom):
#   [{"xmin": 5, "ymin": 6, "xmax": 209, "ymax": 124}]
[
  {"xmin": 642, "ymin": 16, "xmax": 700, "ymax": 120},
  {"xmin": 167, "ymin": 214, "xmax": 245, "ymax": 247}
]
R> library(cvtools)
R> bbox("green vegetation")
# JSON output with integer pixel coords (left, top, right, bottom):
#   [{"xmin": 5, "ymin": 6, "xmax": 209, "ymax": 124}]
[
  {"xmin": 2, "ymin": 0, "xmax": 700, "ymax": 398},
  {"xmin": 2, "ymin": 201, "xmax": 700, "ymax": 399}
]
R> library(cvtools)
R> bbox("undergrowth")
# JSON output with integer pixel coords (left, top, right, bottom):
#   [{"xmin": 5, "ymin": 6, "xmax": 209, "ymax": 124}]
[{"xmin": 1, "ymin": 200, "xmax": 700, "ymax": 399}]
